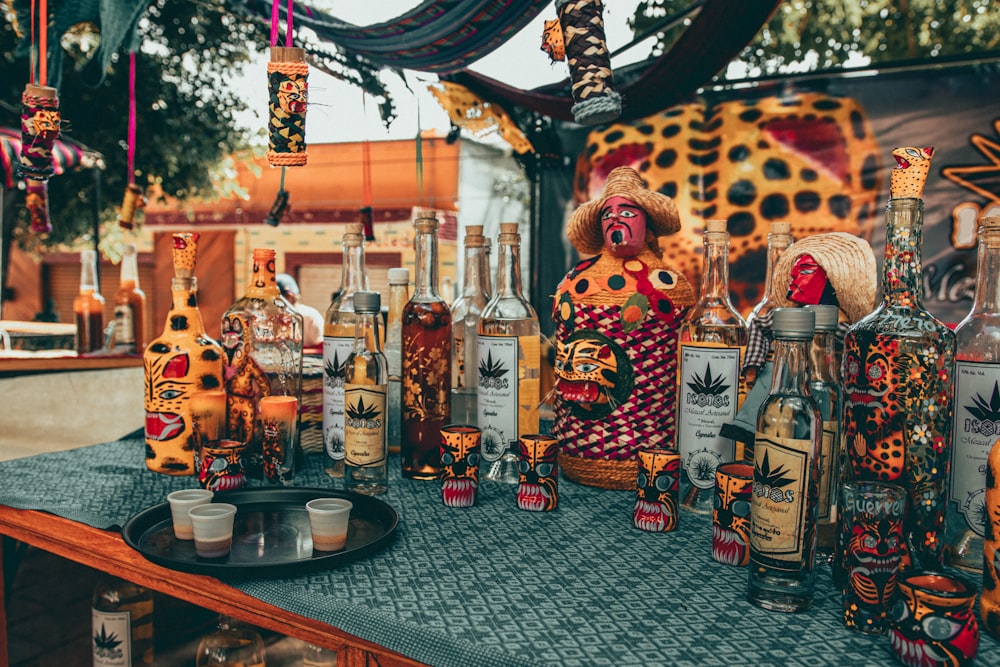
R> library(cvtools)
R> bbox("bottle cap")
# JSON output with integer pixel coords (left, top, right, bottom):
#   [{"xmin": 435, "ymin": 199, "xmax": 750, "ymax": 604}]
[
  {"xmin": 465, "ymin": 225, "xmax": 488, "ymax": 247},
  {"xmin": 706, "ymin": 219, "xmax": 728, "ymax": 233},
  {"xmin": 770, "ymin": 221, "xmax": 791, "ymax": 235},
  {"xmin": 387, "ymin": 267, "xmax": 409, "ymax": 285},
  {"xmin": 415, "ymin": 216, "xmax": 439, "ymax": 232},
  {"xmin": 498, "ymin": 222, "xmax": 520, "ymax": 245},
  {"xmin": 499, "ymin": 222, "xmax": 520, "ymax": 235},
  {"xmin": 352, "ymin": 291, "xmax": 381, "ymax": 313},
  {"xmin": 772, "ymin": 307, "xmax": 815, "ymax": 339},
  {"xmin": 804, "ymin": 304, "xmax": 839, "ymax": 331}
]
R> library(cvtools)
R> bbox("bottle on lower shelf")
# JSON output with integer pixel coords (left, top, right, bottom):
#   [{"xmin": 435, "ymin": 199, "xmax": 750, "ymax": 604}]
[{"xmin": 92, "ymin": 577, "xmax": 154, "ymax": 666}]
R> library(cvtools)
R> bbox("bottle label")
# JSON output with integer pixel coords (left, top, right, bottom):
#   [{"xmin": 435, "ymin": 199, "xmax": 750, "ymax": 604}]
[
  {"xmin": 114, "ymin": 304, "xmax": 135, "ymax": 345},
  {"xmin": 817, "ymin": 420, "xmax": 838, "ymax": 522},
  {"xmin": 453, "ymin": 334, "xmax": 465, "ymax": 389},
  {"xmin": 344, "ymin": 383, "xmax": 388, "ymax": 467},
  {"xmin": 93, "ymin": 609, "xmax": 131, "ymax": 666},
  {"xmin": 950, "ymin": 360, "xmax": 1000, "ymax": 536},
  {"xmin": 677, "ymin": 342, "xmax": 742, "ymax": 489},
  {"xmin": 323, "ymin": 335, "xmax": 354, "ymax": 461},
  {"xmin": 750, "ymin": 433, "xmax": 813, "ymax": 569},
  {"xmin": 478, "ymin": 334, "xmax": 519, "ymax": 462}
]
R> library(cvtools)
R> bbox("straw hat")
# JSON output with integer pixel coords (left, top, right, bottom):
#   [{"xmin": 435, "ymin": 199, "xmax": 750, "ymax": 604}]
[
  {"xmin": 772, "ymin": 232, "xmax": 877, "ymax": 324},
  {"xmin": 567, "ymin": 167, "xmax": 681, "ymax": 255}
]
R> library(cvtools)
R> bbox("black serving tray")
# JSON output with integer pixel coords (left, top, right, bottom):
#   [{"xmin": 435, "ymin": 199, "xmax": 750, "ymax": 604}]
[{"xmin": 122, "ymin": 487, "xmax": 398, "ymax": 577}]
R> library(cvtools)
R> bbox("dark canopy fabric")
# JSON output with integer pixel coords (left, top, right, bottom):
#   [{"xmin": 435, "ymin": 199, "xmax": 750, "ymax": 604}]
[{"xmin": 442, "ymin": 0, "xmax": 783, "ymax": 123}]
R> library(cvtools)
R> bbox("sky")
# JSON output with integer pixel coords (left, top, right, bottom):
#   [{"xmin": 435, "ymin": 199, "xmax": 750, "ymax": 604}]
[{"xmin": 237, "ymin": 1, "xmax": 652, "ymax": 144}]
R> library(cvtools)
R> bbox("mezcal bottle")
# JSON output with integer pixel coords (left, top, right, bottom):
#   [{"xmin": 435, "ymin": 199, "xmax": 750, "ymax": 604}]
[
  {"xmin": 74, "ymin": 248, "xmax": 105, "ymax": 354},
  {"xmin": 743, "ymin": 221, "xmax": 793, "ymax": 387},
  {"xmin": 323, "ymin": 223, "xmax": 369, "ymax": 479},
  {"xmin": 92, "ymin": 577, "xmax": 154, "ymax": 666},
  {"xmin": 678, "ymin": 219, "xmax": 748, "ymax": 513},
  {"xmin": 344, "ymin": 291, "xmax": 389, "ymax": 495},
  {"xmin": 748, "ymin": 307, "xmax": 821, "ymax": 613},
  {"xmin": 451, "ymin": 225, "xmax": 492, "ymax": 425},
  {"xmin": 478, "ymin": 222, "xmax": 540, "ymax": 483},
  {"xmin": 112, "ymin": 243, "xmax": 146, "ymax": 353},
  {"xmin": 947, "ymin": 215, "xmax": 1000, "ymax": 573},
  {"xmin": 385, "ymin": 267, "xmax": 409, "ymax": 455}
]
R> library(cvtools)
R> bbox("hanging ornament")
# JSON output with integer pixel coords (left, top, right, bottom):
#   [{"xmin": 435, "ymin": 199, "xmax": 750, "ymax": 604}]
[
  {"xmin": 266, "ymin": 0, "xmax": 308, "ymax": 167},
  {"xmin": 541, "ymin": 18, "xmax": 566, "ymax": 62},
  {"xmin": 20, "ymin": 2, "xmax": 60, "ymax": 182},
  {"xmin": 429, "ymin": 82, "xmax": 533, "ymax": 154},
  {"xmin": 25, "ymin": 179, "xmax": 51, "ymax": 234},
  {"xmin": 556, "ymin": 0, "xmax": 621, "ymax": 125},
  {"xmin": 118, "ymin": 183, "xmax": 146, "ymax": 230}
]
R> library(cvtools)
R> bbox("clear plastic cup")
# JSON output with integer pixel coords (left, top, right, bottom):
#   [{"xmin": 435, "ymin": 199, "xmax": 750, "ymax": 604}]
[
  {"xmin": 167, "ymin": 489, "xmax": 214, "ymax": 540},
  {"xmin": 189, "ymin": 503, "xmax": 238, "ymax": 558},
  {"xmin": 306, "ymin": 498, "xmax": 353, "ymax": 552}
]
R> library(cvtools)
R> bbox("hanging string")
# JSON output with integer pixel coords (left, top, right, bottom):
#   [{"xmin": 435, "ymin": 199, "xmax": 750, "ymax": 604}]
[
  {"xmin": 267, "ymin": 0, "xmax": 308, "ymax": 167},
  {"xmin": 360, "ymin": 90, "xmax": 375, "ymax": 240},
  {"xmin": 38, "ymin": 0, "xmax": 47, "ymax": 86},
  {"xmin": 119, "ymin": 50, "xmax": 145, "ymax": 230},
  {"xmin": 270, "ymin": 0, "xmax": 295, "ymax": 47},
  {"xmin": 415, "ymin": 98, "xmax": 424, "ymax": 208}
]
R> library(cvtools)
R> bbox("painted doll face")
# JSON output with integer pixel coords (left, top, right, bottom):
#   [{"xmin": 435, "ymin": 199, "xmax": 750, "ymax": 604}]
[
  {"xmin": 516, "ymin": 436, "xmax": 559, "ymax": 512},
  {"xmin": 712, "ymin": 462, "xmax": 753, "ymax": 567},
  {"xmin": 889, "ymin": 573, "xmax": 979, "ymax": 667},
  {"xmin": 787, "ymin": 254, "xmax": 829, "ymax": 305},
  {"xmin": 601, "ymin": 196, "xmax": 648, "ymax": 258},
  {"xmin": 277, "ymin": 78, "xmax": 307, "ymax": 114},
  {"xmin": 440, "ymin": 426, "xmax": 480, "ymax": 508},
  {"xmin": 633, "ymin": 450, "xmax": 680, "ymax": 532}
]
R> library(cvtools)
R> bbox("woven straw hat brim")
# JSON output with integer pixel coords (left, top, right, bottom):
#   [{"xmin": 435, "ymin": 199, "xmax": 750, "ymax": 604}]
[
  {"xmin": 772, "ymin": 232, "xmax": 877, "ymax": 324},
  {"xmin": 568, "ymin": 167, "xmax": 681, "ymax": 255}
]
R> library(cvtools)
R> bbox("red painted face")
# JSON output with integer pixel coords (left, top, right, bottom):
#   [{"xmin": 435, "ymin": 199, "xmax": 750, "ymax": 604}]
[
  {"xmin": 601, "ymin": 196, "xmax": 648, "ymax": 258},
  {"xmin": 787, "ymin": 254, "xmax": 829, "ymax": 305}
]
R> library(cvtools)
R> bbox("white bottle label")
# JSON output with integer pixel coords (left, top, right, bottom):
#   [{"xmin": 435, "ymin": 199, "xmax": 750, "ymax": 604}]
[
  {"xmin": 750, "ymin": 433, "xmax": 812, "ymax": 569},
  {"xmin": 322, "ymin": 336, "xmax": 354, "ymax": 461},
  {"xmin": 114, "ymin": 305, "xmax": 135, "ymax": 345},
  {"xmin": 677, "ymin": 343, "xmax": 741, "ymax": 489},
  {"xmin": 950, "ymin": 360, "xmax": 1000, "ymax": 535},
  {"xmin": 477, "ymin": 335, "xmax": 518, "ymax": 463},
  {"xmin": 93, "ymin": 609, "xmax": 131, "ymax": 667},
  {"xmin": 345, "ymin": 384, "xmax": 388, "ymax": 467}
]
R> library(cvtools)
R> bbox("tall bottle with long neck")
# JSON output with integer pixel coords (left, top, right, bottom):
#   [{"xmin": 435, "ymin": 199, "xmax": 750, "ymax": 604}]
[
  {"xmin": 74, "ymin": 248, "xmax": 105, "ymax": 354},
  {"xmin": 946, "ymin": 215, "xmax": 1000, "ymax": 573},
  {"xmin": 344, "ymin": 291, "xmax": 389, "ymax": 495},
  {"xmin": 677, "ymin": 219, "xmax": 748, "ymax": 513},
  {"xmin": 113, "ymin": 243, "xmax": 146, "ymax": 353},
  {"xmin": 323, "ymin": 223, "xmax": 369, "ymax": 479},
  {"xmin": 221, "ymin": 247, "xmax": 304, "ymax": 479},
  {"xmin": 144, "ymin": 233, "xmax": 223, "ymax": 475},
  {"xmin": 385, "ymin": 267, "xmax": 410, "ymax": 456},
  {"xmin": 451, "ymin": 225, "xmax": 492, "ymax": 426},
  {"xmin": 746, "ymin": 221, "xmax": 793, "ymax": 328},
  {"xmin": 401, "ymin": 216, "xmax": 452, "ymax": 480},
  {"xmin": 748, "ymin": 307, "xmax": 821, "ymax": 612},
  {"xmin": 842, "ymin": 146, "xmax": 956, "ymax": 571},
  {"xmin": 478, "ymin": 222, "xmax": 540, "ymax": 483}
]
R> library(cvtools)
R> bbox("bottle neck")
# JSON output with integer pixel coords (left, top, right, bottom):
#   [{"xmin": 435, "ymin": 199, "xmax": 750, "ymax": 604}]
[
  {"xmin": 463, "ymin": 245, "xmax": 491, "ymax": 298},
  {"xmin": 970, "ymin": 226, "xmax": 1000, "ymax": 314},
  {"xmin": 699, "ymin": 231, "xmax": 732, "ymax": 302},
  {"xmin": 413, "ymin": 230, "xmax": 441, "ymax": 299},
  {"xmin": 881, "ymin": 198, "xmax": 925, "ymax": 307},
  {"xmin": 246, "ymin": 257, "xmax": 279, "ymax": 298},
  {"xmin": 769, "ymin": 336, "xmax": 812, "ymax": 395},
  {"xmin": 354, "ymin": 311, "xmax": 383, "ymax": 353},
  {"xmin": 168, "ymin": 277, "xmax": 206, "ymax": 332},
  {"xmin": 808, "ymin": 330, "xmax": 839, "ymax": 384},
  {"xmin": 341, "ymin": 242, "xmax": 367, "ymax": 296},
  {"xmin": 495, "ymin": 240, "xmax": 524, "ymax": 298},
  {"xmin": 120, "ymin": 250, "xmax": 139, "ymax": 288},
  {"xmin": 80, "ymin": 253, "xmax": 100, "ymax": 294},
  {"xmin": 762, "ymin": 232, "xmax": 792, "ymax": 299}
]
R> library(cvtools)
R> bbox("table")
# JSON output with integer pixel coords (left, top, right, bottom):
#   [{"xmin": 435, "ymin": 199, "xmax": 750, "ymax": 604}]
[{"xmin": 0, "ymin": 434, "xmax": 997, "ymax": 667}]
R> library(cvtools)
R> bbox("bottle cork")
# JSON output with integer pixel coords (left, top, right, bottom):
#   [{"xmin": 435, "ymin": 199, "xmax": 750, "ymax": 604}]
[
  {"xmin": 706, "ymin": 220, "xmax": 728, "ymax": 233},
  {"xmin": 465, "ymin": 225, "xmax": 487, "ymax": 247},
  {"xmin": 771, "ymin": 221, "xmax": 791, "ymax": 235},
  {"xmin": 499, "ymin": 222, "xmax": 520, "ymax": 235}
]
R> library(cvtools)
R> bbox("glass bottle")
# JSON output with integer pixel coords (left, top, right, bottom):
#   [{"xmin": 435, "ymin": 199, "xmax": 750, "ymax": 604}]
[
  {"xmin": 323, "ymin": 223, "xmax": 369, "ymax": 479},
  {"xmin": 194, "ymin": 615, "xmax": 266, "ymax": 667},
  {"xmin": 842, "ymin": 196, "xmax": 956, "ymax": 572},
  {"xmin": 451, "ymin": 225, "xmax": 492, "ymax": 426},
  {"xmin": 401, "ymin": 215, "xmax": 452, "ymax": 480},
  {"xmin": 748, "ymin": 307, "xmax": 822, "ymax": 613},
  {"xmin": 386, "ymin": 267, "xmax": 409, "ymax": 456},
  {"xmin": 344, "ymin": 291, "xmax": 389, "ymax": 495},
  {"xmin": 947, "ymin": 215, "xmax": 1000, "ymax": 573},
  {"xmin": 112, "ymin": 243, "xmax": 146, "ymax": 353},
  {"xmin": 804, "ymin": 304, "xmax": 842, "ymax": 561},
  {"xmin": 744, "ymin": 221, "xmax": 793, "ymax": 386},
  {"xmin": 478, "ymin": 222, "xmax": 540, "ymax": 483},
  {"xmin": 221, "ymin": 247, "xmax": 304, "ymax": 479},
  {"xmin": 677, "ymin": 219, "xmax": 748, "ymax": 513},
  {"xmin": 74, "ymin": 248, "xmax": 105, "ymax": 354},
  {"xmin": 92, "ymin": 577, "xmax": 154, "ymax": 666},
  {"xmin": 144, "ymin": 233, "xmax": 224, "ymax": 475}
]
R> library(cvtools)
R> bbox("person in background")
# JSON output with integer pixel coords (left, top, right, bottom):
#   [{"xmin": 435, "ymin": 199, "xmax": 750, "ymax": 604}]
[{"xmin": 276, "ymin": 273, "xmax": 324, "ymax": 349}]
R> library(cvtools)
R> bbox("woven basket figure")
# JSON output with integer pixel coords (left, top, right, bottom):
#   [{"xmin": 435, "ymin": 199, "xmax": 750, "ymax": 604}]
[{"xmin": 552, "ymin": 167, "xmax": 693, "ymax": 489}]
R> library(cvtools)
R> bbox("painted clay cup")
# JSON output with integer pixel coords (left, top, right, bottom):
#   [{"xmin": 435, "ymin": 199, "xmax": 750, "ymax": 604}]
[
  {"xmin": 440, "ymin": 425, "xmax": 481, "ymax": 508},
  {"xmin": 712, "ymin": 461, "xmax": 753, "ymax": 566},
  {"xmin": 517, "ymin": 434, "xmax": 559, "ymax": 512},
  {"xmin": 633, "ymin": 448, "xmax": 680, "ymax": 532},
  {"xmin": 889, "ymin": 571, "xmax": 979, "ymax": 667}
]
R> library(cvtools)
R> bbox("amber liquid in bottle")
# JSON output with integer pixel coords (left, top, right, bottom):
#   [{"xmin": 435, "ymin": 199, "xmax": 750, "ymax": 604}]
[
  {"xmin": 74, "ymin": 248, "xmax": 106, "ymax": 354},
  {"xmin": 113, "ymin": 244, "xmax": 146, "ymax": 353},
  {"xmin": 401, "ymin": 299, "xmax": 452, "ymax": 479}
]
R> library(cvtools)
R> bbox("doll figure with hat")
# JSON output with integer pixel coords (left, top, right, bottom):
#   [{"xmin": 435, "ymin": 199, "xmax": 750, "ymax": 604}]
[{"xmin": 552, "ymin": 166, "xmax": 695, "ymax": 489}]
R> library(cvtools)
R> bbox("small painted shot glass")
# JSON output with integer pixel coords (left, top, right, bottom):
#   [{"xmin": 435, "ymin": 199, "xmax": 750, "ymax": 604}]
[
  {"xmin": 440, "ymin": 425, "xmax": 480, "ymax": 508},
  {"xmin": 889, "ymin": 571, "xmax": 979, "ymax": 667},
  {"xmin": 197, "ymin": 440, "xmax": 248, "ymax": 492},
  {"xmin": 258, "ymin": 395, "xmax": 299, "ymax": 485},
  {"xmin": 633, "ymin": 448, "xmax": 680, "ymax": 532},
  {"xmin": 516, "ymin": 434, "xmax": 559, "ymax": 512},
  {"xmin": 712, "ymin": 461, "xmax": 753, "ymax": 567}
]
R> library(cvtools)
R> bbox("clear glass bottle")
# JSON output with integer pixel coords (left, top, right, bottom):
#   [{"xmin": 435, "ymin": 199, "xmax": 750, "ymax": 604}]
[
  {"xmin": 478, "ymin": 222, "xmax": 540, "ymax": 483},
  {"xmin": 221, "ymin": 248, "xmax": 304, "ymax": 479},
  {"xmin": 92, "ymin": 577, "xmax": 154, "ymax": 666},
  {"xmin": 74, "ymin": 248, "xmax": 105, "ymax": 354},
  {"xmin": 451, "ymin": 225, "xmax": 492, "ymax": 426},
  {"xmin": 345, "ymin": 291, "xmax": 389, "ymax": 495},
  {"xmin": 385, "ymin": 267, "xmax": 409, "ymax": 456},
  {"xmin": 194, "ymin": 615, "xmax": 265, "ymax": 667},
  {"xmin": 677, "ymin": 219, "xmax": 748, "ymax": 513},
  {"xmin": 947, "ymin": 215, "xmax": 1000, "ymax": 573},
  {"xmin": 144, "ymin": 233, "xmax": 224, "ymax": 476},
  {"xmin": 112, "ymin": 243, "xmax": 146, "ymax": 353},
  {"xmin": 804, "ymin": 304, "xmax": 842, "ymax": 561},
  {"xmin": 748, "ymin": 307, "xmax": 822, "ymax": 613},
  {"xmin": 842, "ymin": 195, "xmax": 956, "ymax": 572},
  {"xmin": 323, "ymin": 222, "xmax": 369, "ymax": 479},
  {"xmin": 746, "ymin": 221, "xmax": 793, "ymax": 328},
  {"xmin": 401, "ymin": 216, "xmax": 452, "ymax": 480}
]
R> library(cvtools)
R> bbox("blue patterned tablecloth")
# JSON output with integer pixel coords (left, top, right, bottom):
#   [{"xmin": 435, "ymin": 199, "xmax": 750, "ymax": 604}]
[{"xmin": 0, "ymin": 434, "xmax": 997, "ymax": 667}]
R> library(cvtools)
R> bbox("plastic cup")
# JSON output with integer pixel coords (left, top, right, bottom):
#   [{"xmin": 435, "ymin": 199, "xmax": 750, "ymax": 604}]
[
  {"xmin": 189, "ymin": 503, "xmax": 238, "ymax": 558},
  {"xmin": 167, "ymin": 489, "xmax": 214, "ymax": 540},
  {"xmin": 306, "ymin": 498, "xmax": 353, "ymax": 552}
]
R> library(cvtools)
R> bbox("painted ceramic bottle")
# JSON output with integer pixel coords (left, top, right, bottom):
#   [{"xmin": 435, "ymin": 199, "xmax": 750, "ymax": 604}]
[
  {"xmin": 451, "ymin": 225, "xmax": 492, "ymax": 426},
  {"xmin": 748, "ymin": 307, "xmax": 822, "ymax": 613},
  {"xmin": 947, "ymin": 216, "xmax": 1000, "ymax": 574},
  {"xmin": 74, "ymin": 248, "xmax": 105, "ymax": 354},
  {"xmin": 112, "ymin": 243, "xmax": 146, "ymax": 353},
  {"xmin": 323, "ymin": 223, "xmax": 369, "ymax": 479},
  {"xmin": 221, "ymin": 247, "xmax": 303, "ymax": 479},
  {"xmin": 143, "ymin": 233, "xmax": 224, "ymax": 475},
  {"xmin": 385, "ymin": 267, "xmax": 409, "ymax": 456},
  {"xmin": 678, "ymin": 219, "xmax": 748, "ymax": 513},
  {"xmin": 401, "ymin": 215, "xmax": 452, "ymax": 480},
  {"xmin": 983, "ymin": 436, "xmax": 1000, "ymax": 639},
  {"xmin": 344, "ymin": 291, "xmax": 389, "ymax": 495},
  {"xmin": 842, "ymin": 146, "xmax": 956, "ymax": 572},
  {"xmin": 478, "ymin": 222, "xmax": 540, "ymax": 483}
]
